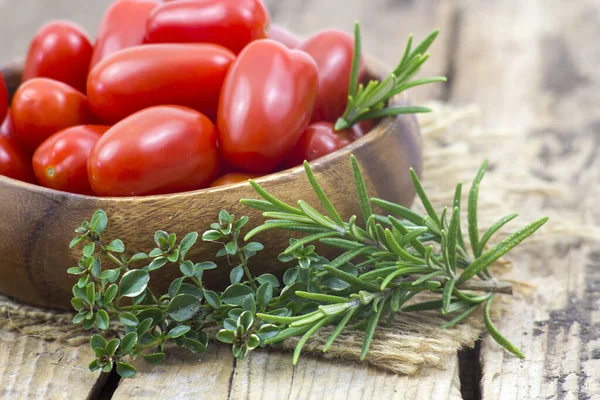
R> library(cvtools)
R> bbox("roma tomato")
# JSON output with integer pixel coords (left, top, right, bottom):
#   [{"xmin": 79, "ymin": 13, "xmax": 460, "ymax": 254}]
[
  {"xmin": 218, "ymin": 40, "xmax": 318, "ymax": 173},
  {"xmin": 210, "ymin": 172, "xmax": 260, "ymax": 187},
  {"xmin": 90, "ymin": 0, "xmax": 160, "ymax": 68},
  {"xmin": 298, "ymin": 29, "xmax": 364, "ymax": 122},
  {"xmin": 268, "ymin": 24, "xmax": 301, "ymax": 49},
  {"xmin": 32, "ymin": 125, "xmax": 108, "ymax": 195},
  {"xmin": 88, "ymin": 106, "xmax": 219, "ymax": 196},
  {"xmin": 285, "ymin": 122, "xmax": 354, "ymax": 168},
  {"xmin": 23, "ymin": 21, "xmax": 93, "ymax": 93},
  {"xmin": 12, "ymin": 78, "xmax": 92, "ymax": 153},
  {"xmin": 0, "ymin": 71, "xmax": 7, "ymax": 121},
  {"xmin": 145, "ymin": 0, "xmax": 269, "ymax": 54},
  {"xmin": 0, "ymin": 136, "xmax": 36, "ymax": 183},
  {"xmin": 0, "ymin": 109, "xmax": 13, "ymax": 138},
  {"xmin": 88, "ymin": 44, "xmax": 235, "ymax": 123}
]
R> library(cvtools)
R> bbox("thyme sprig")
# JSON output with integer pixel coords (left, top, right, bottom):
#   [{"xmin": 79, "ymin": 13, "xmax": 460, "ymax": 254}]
[
  {"xmin": 69, "ymin": 156, "xmax": 546, "ymax": 378},
  {"xmin": 335, "ymin": 23, "xmax": 447, "ymax": 131}
]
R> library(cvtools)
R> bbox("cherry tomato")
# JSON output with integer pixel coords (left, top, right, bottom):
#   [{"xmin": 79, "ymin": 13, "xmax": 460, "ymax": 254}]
[
  {"xmin": 145, "ymin": 0, "xmax": 269, "ymax": 54},
  {"xmin": 0, "ymin": 136, "xmax": 36, "ymax": 183},
  {"xmin": 90, "ymin": 0, "xmax": 160, "ymax": 68},
  {"xmin": 351, "ymin": 119, "xmax": 377, "ymax": 139},
  {"xmin": 0, "ymin": 109, "xmax": 14, "ymax": 139},
  {"xmin": 268, "ymin": 24, "xmax": 301, "ymax": 49},
  {"xmin": 88, "ymin": 106, "xmax": 219, "ymax": 196},
  {"xmin": 298, "ymin": 29, "xmax": 364, "ymax": 122},
  {"xmin": 23, "ymin": 21, "xmax": 93, "ymax": 93},
  {"xmin": 218, "ymin": 40, "xmax": 318, "ymax": 173},
  {"xmin": 32, "ymin": 125, "xmax": 108, "ymax": 195},
  {"xmin": 210, "ymin": 172, "xmax": 260, "ymax": 187},
  {"xmin": 0, "ymin": 71, "xmax": 7, "ymax": 121},
  {"xmin": 284, "ymin": 122, "xmax": 354, "ymax": 168},
  {"xmin": 12, "ymin": 78, "xmax": 92, "ymax": 153},
  {"xmin": 88, "ymin": 44, "xmax": 235, "ymax": 123}
]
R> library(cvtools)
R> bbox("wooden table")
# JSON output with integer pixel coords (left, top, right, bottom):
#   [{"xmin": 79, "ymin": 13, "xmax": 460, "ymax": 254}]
[{"xmin": 1, "ymin": 0, "xmax": 599, "ymax": 399}]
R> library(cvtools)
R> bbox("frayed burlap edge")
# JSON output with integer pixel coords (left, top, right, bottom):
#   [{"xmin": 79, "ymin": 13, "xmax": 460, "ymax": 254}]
[{"xmin": 3, "ymin": 102, "xmax": 586, "ymax": 376}]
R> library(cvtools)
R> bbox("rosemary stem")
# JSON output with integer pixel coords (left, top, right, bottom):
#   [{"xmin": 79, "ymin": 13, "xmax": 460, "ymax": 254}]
[{"xmin": 399, "ymin": 275, "xmax": 513, "ymax": 294}]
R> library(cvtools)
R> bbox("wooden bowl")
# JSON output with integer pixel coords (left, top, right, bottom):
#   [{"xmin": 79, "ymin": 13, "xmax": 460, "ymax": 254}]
[{"xmin": 0, "ymin": 56, "xmax": 422, "ymax": 309}]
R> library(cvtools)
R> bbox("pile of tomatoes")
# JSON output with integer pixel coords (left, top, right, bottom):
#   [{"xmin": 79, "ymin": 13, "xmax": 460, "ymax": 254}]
[{"xmin": 0, "ymin": 0, "xmax": 372, "ymax": 197}]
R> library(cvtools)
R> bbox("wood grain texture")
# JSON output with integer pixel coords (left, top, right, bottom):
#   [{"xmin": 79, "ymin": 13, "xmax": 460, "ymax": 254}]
[
  {"xmin": 0, "ymin": 332, "xmax": 105, "ymax": 399},
  {"xmin": 450, "ymin": 0, "xmax": 600, "ymax": 398},
  {"xmin": 112, "ymin": 345, "xmax": 235, "ymax": 400},
  {"xmin": 0, "ymin": 57, "xmax": 422, "ymax": 310},
  {"xmin": 114, "ymin": 345, "xmax": 462, "ymax": 400}
]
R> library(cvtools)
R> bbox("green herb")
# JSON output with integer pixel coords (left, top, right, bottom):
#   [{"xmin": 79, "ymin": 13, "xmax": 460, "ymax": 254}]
[
  {"xmin": 334, "ymin": 23, "xmax": 446, "ymax": 131},
  {"xmin": 69, "ymin": 156, "xmax": 546, "ymax": 378}
]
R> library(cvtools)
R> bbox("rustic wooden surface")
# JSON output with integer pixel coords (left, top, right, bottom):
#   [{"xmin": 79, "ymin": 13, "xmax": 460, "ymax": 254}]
[{"xmin": 0, "ymin": 0, "xmax": 598, "ymax": 399}]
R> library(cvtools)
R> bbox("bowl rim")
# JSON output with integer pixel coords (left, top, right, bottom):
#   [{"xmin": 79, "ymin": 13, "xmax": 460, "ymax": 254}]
[{"xmin": 0, "ymin": 55, "xmax": 404, "ymax": 201}]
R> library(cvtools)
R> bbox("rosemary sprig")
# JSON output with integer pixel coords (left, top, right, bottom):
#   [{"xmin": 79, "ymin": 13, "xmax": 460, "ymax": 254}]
[
  {"xmin": 334, "ymin": 23, "xmax": 447, "ymax": 131},
  {"xmin": 69, "ymin": 155, "xmax": 546, "ymax": 378}
]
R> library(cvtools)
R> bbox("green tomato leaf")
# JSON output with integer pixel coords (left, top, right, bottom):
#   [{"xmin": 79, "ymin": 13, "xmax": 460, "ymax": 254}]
[
  {"xmin": 119, "ymin": 269, "xmax": 150, "ymax": 298},
  {"xmin": 242, "ymin": 295, "xmax": 256, "ymax": 315},
  {"xmin": 203, "ymin": 289, "xmax": 221, "ymax": 309},
  {"xmin": 90, "ymin": 334, "xmax": 107, "ymax": 350},
  {"xmin": 216, "ymin": 329, "xmax": 234, "ymax": 344},
  {"xmin": 136, "ymin": 309, "xmax": 165, "ymax": 326},
  {"xmin": 238, "ymin": 310, "xmax": 254, "ymax": 331},
  {"xmin": 166, "ymin": 326, "xmax": 191, "ymax": 339},
  {"xmin": 169, "ymin": 277, "xmax": 185, "ymax": 298},
  {"xmin": 118, "ymin": 312, "xmax": 139, "ymax": 327},
  {"xmin": 90, "ymin": 210, "xmax": 108, "ymax": 235},
  {"xmin": 179, "ymin": 337, "xmax": 207, "ymax": 353},
  {"xmin": 103, "ymin": 284, "xmax": 118, "ymax": 304},
  {"xmin": 168, "ymin": 294, "xmax": 201, "ymax": 322},
  {"xmin": 106, "ymin": 239, "xmax": 125, "ymax": 253},
  {"xmin": 178, "ymin": 232, "xmax": 198, "ymax": 260},
  {"xmin": 116, "ymin": 362, "xmax": 137, "ymax": 378},
  {"xmin": 142, "ymin": 352, "xmax": 166, "ymax": 365},
  {"xmin": 257, "ymin": 324, "xmax": 279, "ymax": 341},
  {"xmin": 95, "ymin": 309, "xmax": 110, "ymax": 330},
  {"xmin": 147, "ymin": 256, "xmax": 168, "ymax": 271},
  {"xmin": 230, "ymin": 265, "xmax": 244, "ymax": 284},
  {"xmin": 221, "ymin": 284, "xmax": 254, "ymax": 306},
  {"xmin": 106, "ymin": 338, "xmax": 120, "ymax": 356},
  {"xmin": 247, "ymin": 334, "xmax": 260, "ymax": 350},
  {"xmin": 256, "ymin": 282, "xmax": 273, "ymax": 307},
  {"xmin": 179, "ymin": 260, "xmax": 195, "ymax": 277},
  {"xmin": 121, "ymin": 332, "xmax": 138, "ymax": 353}
]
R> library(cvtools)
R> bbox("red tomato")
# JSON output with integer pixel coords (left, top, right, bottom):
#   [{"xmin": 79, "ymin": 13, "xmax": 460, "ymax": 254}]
[
  {"xmin": 88, "ymin": 106, "xmax": 218, "ymax": 196},
  {"xmin": 0, "ymin": 136, "xmax": 36, "ymax": 183},
  {"xmin": 351, "ymin": 119, "xmax": 376, "ymax": 139},
  {"xmin": 0, "ymin": 109, "xmax": 14, "ymax": 138},
  {"xmin": 218, "ymin": 40, "xmax": 318, "ymax": 173},
  {"xmin": 284, "ymin": 122, "xmax": 354, "ymax": 168},
  {"xmin": 268, "ymin": 24, "xmax": 301, "ymax": 49},
  {"xmin": 88, "ymin": 44, "xmax": 235, "ymax": 123},
  {"xmin": 23, "ymin": 21, "xmax": 93, "ymax": 93},
  {"xmin": 32, "ymin": 125, "xmax": 108, "ymax": 195},
  {"xmin": 145, "ymin": 0, "xmax": 270, "ymax": 54},
  {"xmin": 0, "ymin": 71, "xmax": 7, "ymax": 121},
  {"xmin": 210, "ymin": 172, "xmax": 260, "ymax": 187},
  {"xmin": 12, "ymin": 78, "xmax": 92, "ymax": 154},
  {"xmin": 298, "ymin": 29, "xmax": 364, "ymax": 122},
  {"xmin": 90, "ymin": 0, "xmax": 160, "ymax": 68}
]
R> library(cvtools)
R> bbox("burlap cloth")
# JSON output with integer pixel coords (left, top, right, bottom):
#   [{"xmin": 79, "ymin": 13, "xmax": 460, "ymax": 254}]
[{"xmin": 2, "ymin": 104, "xmax": 592, "ymax": 375}]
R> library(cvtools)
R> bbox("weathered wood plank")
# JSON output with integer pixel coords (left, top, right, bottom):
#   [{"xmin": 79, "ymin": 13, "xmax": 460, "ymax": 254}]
[
  {"xmin": 112, "ymin": 344, "xmax": 235, "ymax": 400},
  {"xmin": 265, "ymin": 0, "xmax": 456, "ymax": 103},
  {"xmin": 0, "ymin": 333, "xmax": 105, "ymax": 399},
  {"xmin": 450, "ymin": 0, "xmax": 600, "ymax": 398},
  {"xmin": 115, "ymin": 345, "xmax": 462, "ymax": 400}
]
